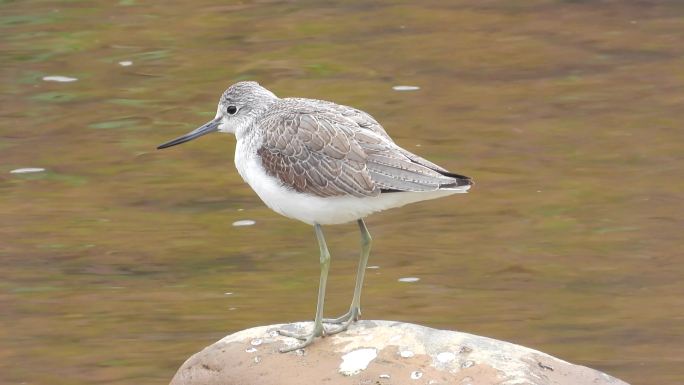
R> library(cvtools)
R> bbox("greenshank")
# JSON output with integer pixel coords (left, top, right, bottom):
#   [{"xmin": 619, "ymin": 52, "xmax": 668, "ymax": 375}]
[{"xmin": 158, "ymin": 81, "xmax": 472, "ymax": 352}]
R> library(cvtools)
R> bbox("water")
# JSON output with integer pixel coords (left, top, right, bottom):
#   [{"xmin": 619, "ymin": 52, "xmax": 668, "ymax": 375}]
[{"xmin": 2, "ymin": 1, "xmax": 683, "ymax": 384}]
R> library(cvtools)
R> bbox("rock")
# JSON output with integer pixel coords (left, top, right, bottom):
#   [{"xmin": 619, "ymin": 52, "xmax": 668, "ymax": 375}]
[{"xmin": 169, "ymin": 320, "xmax": 629, "ymax": 385}]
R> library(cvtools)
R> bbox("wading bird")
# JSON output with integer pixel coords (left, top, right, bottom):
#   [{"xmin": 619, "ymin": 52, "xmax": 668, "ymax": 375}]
[{"xmin": 158, "ymin": 81, "xmax": 472, "ymax": 352}]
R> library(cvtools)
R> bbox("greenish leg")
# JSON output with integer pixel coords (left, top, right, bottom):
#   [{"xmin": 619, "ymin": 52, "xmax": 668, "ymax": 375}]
[
  {"xmin": 278, "ymin": 223, "xmax": 331, "ymax": 352},
  {"xmin": 324, "ymin": 219, "xmax": 372, "ymax": 332}
]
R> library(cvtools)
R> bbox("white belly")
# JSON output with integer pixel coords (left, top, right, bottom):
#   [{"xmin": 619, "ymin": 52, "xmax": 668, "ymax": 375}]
[{"xmin": 235, "ymin": 141, "xmax": 468, "ymax": 225}]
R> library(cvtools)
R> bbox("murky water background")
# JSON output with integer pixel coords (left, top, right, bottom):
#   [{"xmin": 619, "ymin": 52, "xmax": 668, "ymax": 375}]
[{"xmin": 2, "ymin": 1, "xmax": 683, "ymax": 384}]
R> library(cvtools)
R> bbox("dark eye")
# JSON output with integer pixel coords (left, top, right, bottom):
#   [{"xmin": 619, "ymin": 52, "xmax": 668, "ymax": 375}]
[{"xmin": 226, "ymin": 105, "xmax": 238, "ymax": 115}]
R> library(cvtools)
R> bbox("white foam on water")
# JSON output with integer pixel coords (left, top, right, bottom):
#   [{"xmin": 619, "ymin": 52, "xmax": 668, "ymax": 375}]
[
  {"xmin": 398, "ymin": 277, "xmax": 420, "ymax": 283},
  {"xmin": 10, "ymin": 168, "xmax": 45, "ymax": 174},
  {"xmin": 392, "ymin": 85, "xmax": 420, "ymax": 91},
  {"xmin": 42, "ymin": 76, "xmax": 78, "ymax": 82},
  {"xmin": 232, "ymin": 220, "xmax": 256, "ymax": 227},
  {"xmin": 118, "ymin": 61, "xmax": 133, "ymax": 66}
]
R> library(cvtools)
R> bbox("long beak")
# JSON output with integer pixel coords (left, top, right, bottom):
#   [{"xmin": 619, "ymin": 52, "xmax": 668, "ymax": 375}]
[{"xmin": 157, "ymin": 118, "xmax": 221, "ymax": 149}]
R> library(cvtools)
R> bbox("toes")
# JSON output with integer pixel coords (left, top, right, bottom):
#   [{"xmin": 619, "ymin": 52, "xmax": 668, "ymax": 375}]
[
  {"xmin": 279, "ymin": 336, "xmax": 316, "ymax": 353},
  {"xmin": 322, "ymin": 312, "xmax": 353, "ymax": 324},
  {"xmin": 277, "ymin": 330, "xmax": 307, "ymax": 341},
  {"xmin": 325, "ymin": 321, "xmax": 352, "ymax": 336},
  {"xmin": 322, "ymin": 318, "xmax": 345, "ymax": 324},
  {"xmin": 279, "ymin": 344, "xmax": 304, "ymax": 353}
]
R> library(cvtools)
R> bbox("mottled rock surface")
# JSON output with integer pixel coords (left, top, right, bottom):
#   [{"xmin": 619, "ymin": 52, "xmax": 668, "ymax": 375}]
[{"xmin": 169, "ymin": 320, "xmax": 629, "ymax": 385}]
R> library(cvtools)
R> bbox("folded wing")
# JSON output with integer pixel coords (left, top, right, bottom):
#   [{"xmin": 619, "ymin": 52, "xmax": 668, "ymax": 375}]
[{"xmin": 257, "ymin": 102, "xmax": 471, "ymax": 198}]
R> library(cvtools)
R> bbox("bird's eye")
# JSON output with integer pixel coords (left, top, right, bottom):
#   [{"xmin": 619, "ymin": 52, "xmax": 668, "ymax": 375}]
[{"xmin": 226, "ymin": 105, "xmax": 238, "ymax": 115}]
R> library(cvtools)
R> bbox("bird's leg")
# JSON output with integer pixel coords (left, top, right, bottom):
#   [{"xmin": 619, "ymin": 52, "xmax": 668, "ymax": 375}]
[
  {"xmin": 278, "ymin": 224, "xmax": 331, "ymax": 352},
  {"xmin": 324, "ymin": 219, "xmax": 372, "ymax": 331}
]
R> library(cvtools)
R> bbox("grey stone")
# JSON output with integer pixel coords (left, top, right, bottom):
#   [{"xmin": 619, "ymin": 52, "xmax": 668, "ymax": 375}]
[{"xmin": 169, "ymin": 320, "xmax": 630, "ymax": 385}]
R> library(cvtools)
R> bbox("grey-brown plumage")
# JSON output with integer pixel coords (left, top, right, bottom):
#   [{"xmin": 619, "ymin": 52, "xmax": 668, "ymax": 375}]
[
  {"xmin": 256, "ymin": 97, "xmax": 471, "ymax": 198},
  {"xmin": 156, "ymin": 81, "xmax": 473, "ymax": 353}
]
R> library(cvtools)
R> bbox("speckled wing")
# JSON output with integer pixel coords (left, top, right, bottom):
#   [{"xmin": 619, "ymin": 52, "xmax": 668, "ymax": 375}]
[
  {"xmin": 257, "ymin": 100, "xmax": 471, "ymax": 198},
  {"xmin": 304, "ymin": 99, "xmax": 393, "ymax": 141},
  {"xmin": 257, "ymin": 109, "xmax": 379, "ymax": 198}
]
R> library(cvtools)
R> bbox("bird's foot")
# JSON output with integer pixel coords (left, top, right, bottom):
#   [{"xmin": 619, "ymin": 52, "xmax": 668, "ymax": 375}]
[
  {"xmin": 277, "ymin": 322, "xmax": 326, "ymax": 353},
  {"xmin": 278, "ymin": 332, "xmax": 318, "ymax": 352},
  {"xmin": 323, "ymin": 307, "xmax": 360, "ymax": 325},
  {"xmin": 324, "ymin": 317, "xmax": 355, "ymax": 336}
]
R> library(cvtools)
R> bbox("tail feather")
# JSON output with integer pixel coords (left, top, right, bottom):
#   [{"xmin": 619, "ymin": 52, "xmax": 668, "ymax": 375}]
[
  {"xmin": 434, "ymin": 170, "xmax": 473, "ymax": 190},
  {"xmin": 396, "ymin": 147, "xmax": 473, "ymax": 190},
  {"xmin": 372, "ymin": 145, "xmax": 473, "ymax": 193}
]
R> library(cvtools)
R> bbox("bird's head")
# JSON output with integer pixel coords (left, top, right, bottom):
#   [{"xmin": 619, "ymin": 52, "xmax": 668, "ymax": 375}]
[{"xmin": 157, "ymin": 81, "xmax": 277, "ymax": 149}]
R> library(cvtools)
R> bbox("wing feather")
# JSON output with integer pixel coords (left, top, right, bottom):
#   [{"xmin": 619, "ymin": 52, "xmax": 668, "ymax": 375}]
[
  {"xmin": 258, "ymin": 109, "xmax": 377, "ymax": 198},
  {"xmin": 257, "ymin": 98, "xmax": 470, "ymax": 198}
]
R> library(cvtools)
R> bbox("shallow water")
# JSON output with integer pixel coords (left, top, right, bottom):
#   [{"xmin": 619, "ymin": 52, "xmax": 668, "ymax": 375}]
[{"xmin": 1, "ymin": 1, "xmax": 683, "ymax": 384}]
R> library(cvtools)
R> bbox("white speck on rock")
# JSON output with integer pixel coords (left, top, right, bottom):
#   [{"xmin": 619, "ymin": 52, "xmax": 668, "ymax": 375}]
[
  {"xmin": 410, "ymin": 370, "xmax": 423, "ymax": 379},
  {"xmin": 379, "ymin": 374, "xmax": 390, "ymax": 379},
  {"xmin": 250, "ymin": 338, "xmax": 262, "ymax": 346},
  {"xmin": 437, "ymin": 351, "xmax": 456, "ymax": 363},
  {"xmin": 42, "ymin": 75, "xmax": 78, "ymax": 82},
  {"xmin": 398, "ymin": 277, "xmax": 420, "ymax": 283},
  {"xmin": 393, "ymin": 85, "xmax": 420, "ymax": 91},
  {"xmin": 245, "ymin": 347, "xmax": 257, "ymax": 353},
  {"xmin": 232, "ymin": 219, "xmax": 255, "ymax": 227},
  {"xmin": 267, "ymin": 330, "xmax": 279, "ymax": 338},
  {"xmin": 118, "ymin": 60, "xmax": 133, "ymax": 66},
  {"xmin": 339, "ymin": 348, "xmax": 377, "ymax": 376},
  {"xmin": 253, "ymin": 356, "xmax": 261, "ymax": 363},
  {"xmin": 10, "ymin": 168, "xmax": 45, "ymax": 174},
  {"xmin": 400, "ymin": 350, "xmax": 415, "ymax": 358}
]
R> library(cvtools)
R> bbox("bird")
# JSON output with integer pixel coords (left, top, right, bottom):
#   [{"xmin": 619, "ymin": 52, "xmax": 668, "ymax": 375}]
[{"xmin": 157, "ymin": 81, "xmax": 472, "ymax": 352}]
